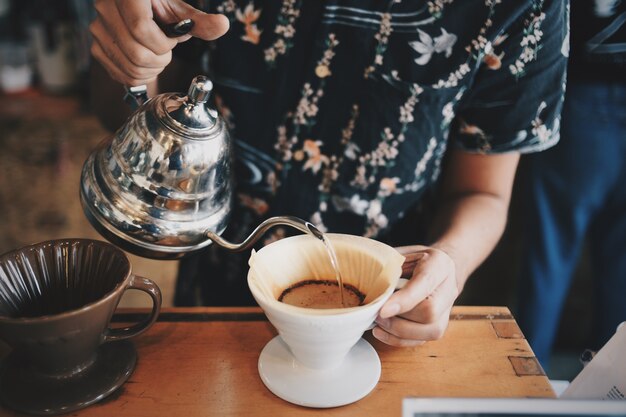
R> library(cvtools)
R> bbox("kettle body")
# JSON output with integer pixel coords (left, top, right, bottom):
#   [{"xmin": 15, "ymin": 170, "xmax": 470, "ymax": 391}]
[{"xmin": 80, "ymin": 76, "xmax": 232, "ymax": 259}]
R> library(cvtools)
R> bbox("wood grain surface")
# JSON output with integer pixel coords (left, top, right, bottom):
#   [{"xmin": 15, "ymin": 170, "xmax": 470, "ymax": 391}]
[{"xmin": 0, "ymin": 306, "xmax": 555, "ymax": 416}]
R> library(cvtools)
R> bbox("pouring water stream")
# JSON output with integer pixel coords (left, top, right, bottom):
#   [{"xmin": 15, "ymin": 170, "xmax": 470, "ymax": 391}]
[{"xmin": 205, "ymin": 216, "xmax": 347, "ymax": 307}]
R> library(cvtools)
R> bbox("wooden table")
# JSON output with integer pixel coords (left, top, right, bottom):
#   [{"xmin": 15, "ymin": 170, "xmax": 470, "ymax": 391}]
[{"xmin": 0, "ymin": 306, "xmax": 554, "ymax": 416}]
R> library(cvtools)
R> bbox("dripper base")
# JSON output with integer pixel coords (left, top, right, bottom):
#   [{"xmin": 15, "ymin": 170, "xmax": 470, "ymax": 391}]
[
  {"xmin": 257, "ymin": 336, "xmax": 381, "ymax": 408},
  {"xmin": 0, "ymin": 340, "xmax": 136, "ymax": 415}
]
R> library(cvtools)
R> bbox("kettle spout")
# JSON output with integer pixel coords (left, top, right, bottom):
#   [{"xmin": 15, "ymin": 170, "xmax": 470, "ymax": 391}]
[{"xmin": 205, "ymin": 216, "xmax": 325, "ymax": 252}]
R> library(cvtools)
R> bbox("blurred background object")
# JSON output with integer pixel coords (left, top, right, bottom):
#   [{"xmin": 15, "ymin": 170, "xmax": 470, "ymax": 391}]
[
  {"xmin": 0, "ymin": 0, "xmax": 12, "ymax": 37},
  {"xmin": 0, "ymin": 40, "xmax": 32, "ymax": 93},
  {"xmin": 28, "ymin": 2, "xmax": 78, "ymax": 93},
  {"xmin": 0, "ymin": 0, "xmax": 92, "ymax": 94},
  {"xmin": 0, "ymin": 0, "xmax": 178, "ymax": 308}
]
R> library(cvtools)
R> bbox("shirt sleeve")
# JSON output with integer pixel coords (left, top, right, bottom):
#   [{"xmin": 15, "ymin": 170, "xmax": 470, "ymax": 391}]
[{"xmin": 450, "ymin": 0, "xmax": 569, "ymax": 154}]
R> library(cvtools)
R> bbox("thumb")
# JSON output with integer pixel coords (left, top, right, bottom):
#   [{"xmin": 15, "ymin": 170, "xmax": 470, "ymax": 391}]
[
  {"xmin": 155, "ymin": 0, "xmax": 230, "ymax": 41},
  {"xmin": 379, "ymin": 254, "xmax": 442, "ymax": 319}
]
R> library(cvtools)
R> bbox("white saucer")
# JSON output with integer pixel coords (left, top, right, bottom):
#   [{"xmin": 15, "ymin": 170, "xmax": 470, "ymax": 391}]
[{"xmin": 258, "ymin": 336, "xmax": 381, "ymax": 408}]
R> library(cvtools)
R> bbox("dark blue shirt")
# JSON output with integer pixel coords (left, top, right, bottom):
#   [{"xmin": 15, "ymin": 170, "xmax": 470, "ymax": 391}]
[
  {"xmin": 174, "ymin": 0, "xmax": 568, "ymax": 305},
  {"xmin": 568, "ymin": 0, "xmax": 626, "ymax": 82},
  {"xmin": 193, "ymin": 0, "xmax": 569, "ymax": 236}
]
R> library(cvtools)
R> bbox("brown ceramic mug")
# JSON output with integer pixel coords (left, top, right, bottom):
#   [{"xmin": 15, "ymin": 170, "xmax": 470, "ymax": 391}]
[{"xmin": 0, "ymin": 238, "xmax": 162, "ymax": 415}]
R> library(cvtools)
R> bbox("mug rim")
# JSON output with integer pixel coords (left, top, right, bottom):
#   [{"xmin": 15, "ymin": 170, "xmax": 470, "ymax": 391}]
[
  {"xmin": 0, "ymin": 238, "xmax": 132, "ymax": 324},
  {"xmin": 247, "ymin": 233, "xmax": 402, "ymax": 318}
]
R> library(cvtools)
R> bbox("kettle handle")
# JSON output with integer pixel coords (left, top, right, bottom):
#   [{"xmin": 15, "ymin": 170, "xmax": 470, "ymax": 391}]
[
  {"xmin": 123, "ymin": 84, "xmax": 150, "ymax": 110},
  {"xmin": 122, "ymin": 19, "xmax": 195, "ymax": 110},
  {"xmin": 205, "ymin": 216, "xmax": 326, "ymax": 252}
]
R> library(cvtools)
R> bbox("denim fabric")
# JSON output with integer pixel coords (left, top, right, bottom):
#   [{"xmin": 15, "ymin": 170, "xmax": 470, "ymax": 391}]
[{"xmin": 517, "ymin": 81, "xmax": 626, "ymax": 368}]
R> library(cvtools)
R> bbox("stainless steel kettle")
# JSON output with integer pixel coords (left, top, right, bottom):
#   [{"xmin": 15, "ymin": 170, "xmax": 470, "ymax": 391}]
[{"xmin": 80, "ymin": 75, "xmax": 321, "ymax": 259}]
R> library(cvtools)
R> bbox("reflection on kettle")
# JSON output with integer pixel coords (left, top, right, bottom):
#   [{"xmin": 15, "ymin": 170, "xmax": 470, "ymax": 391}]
[{"xmin": 80, "ymin": 75, "xmax": 323, "ymax": 259}]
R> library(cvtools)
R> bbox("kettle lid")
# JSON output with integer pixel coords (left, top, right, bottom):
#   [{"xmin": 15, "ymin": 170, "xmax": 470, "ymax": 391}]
[{"xmin": 157, "ymin": 75, "xmax": 220, "ymax": 137}]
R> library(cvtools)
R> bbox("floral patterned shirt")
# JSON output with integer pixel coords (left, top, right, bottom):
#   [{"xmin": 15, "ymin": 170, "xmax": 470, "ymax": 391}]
[{"xmin": 174, "ymin": 0, "xmax": 568, "ymax": 304}]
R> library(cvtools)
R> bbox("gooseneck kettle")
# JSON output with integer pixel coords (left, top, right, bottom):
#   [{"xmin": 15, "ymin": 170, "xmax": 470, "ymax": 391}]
[{"xmin": 80, "ymin": 76, "xmax": 322, "ymax": 259}]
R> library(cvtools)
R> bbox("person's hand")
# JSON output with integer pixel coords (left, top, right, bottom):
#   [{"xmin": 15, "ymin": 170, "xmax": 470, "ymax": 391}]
[
  {"xmin": 373, "ymin": 245, "xmax": 460, "ymax": 347},
  {"xmin": 90, "ymin": 0, "xmax": 229, "ymax": 86}
]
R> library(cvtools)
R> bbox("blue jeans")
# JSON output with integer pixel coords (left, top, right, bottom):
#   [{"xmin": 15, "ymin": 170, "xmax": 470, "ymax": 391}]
[{"xmin": 517, "ymin": 81, "xmax": 626, "ymax": 368}]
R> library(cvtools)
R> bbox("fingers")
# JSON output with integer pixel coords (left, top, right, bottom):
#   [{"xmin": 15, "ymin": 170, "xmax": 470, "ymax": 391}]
[
  {"xmin": 373, "ymin": 307, "xmax": 451, "ymax": 347},
  {"xmin": 398, "ymin": 274, "xmax": 459, "ymax": 324},
  {"xmin": 151, "ymin": 0, "xmax": 230, "ymax": 41},
  {"xmin": 113, "ymin": 0, "xmax": 183, "ymax": 54},
  {"xmin": 90, "ymin": 19, "xmax": 168, "ymax": 85},
  {"xmin": 395, "ymin": 245, "xmax": 429, "ymax": 256},
  {"xmin": 374, "ymin": 246, "xmax": 459, "ymax": 347},
  {"xmin": 92, "ymin": 0, "xmax": 174, "ymax": 85},
  {"xmin": 91, "ymin": 16, "xmax": 171, "ymax": 71},
  {"xmin": 91, "ymin": 39, "xmax": 156, "ymax": 86},
  {"xmin": 374, "ymin": 278, "xmax": 457, "ymax": 346},
  {"xmin": 91, "ymin": 0, "xmax": 228, "ymax": 85},
  {"xmin": 375, "ymin": 315, "xmax": 445, "ymax": 341},
  {"xmin": 400, "ymin": 251, "xmax": 426, "ymax": 278},
  {"xmin": 372, "ymin": 326, "xmax": 426, "ymax": 348},
  {"xmin": 380, "ymin": 249, "xmax": 454, "ymax": 319}
]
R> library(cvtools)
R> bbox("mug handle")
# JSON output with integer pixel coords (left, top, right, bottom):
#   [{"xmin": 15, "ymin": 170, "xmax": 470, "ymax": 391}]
[
  {"xmin": 366, "ymin": 278, "xmax": 410, "ymax": 330},
  {"xmin": 395, "ymin": 278, "xmax": 409, "ymax": 290},
  {"xmin": 104, "ymin": 275, "xmax": 162, "ymax": 342}
]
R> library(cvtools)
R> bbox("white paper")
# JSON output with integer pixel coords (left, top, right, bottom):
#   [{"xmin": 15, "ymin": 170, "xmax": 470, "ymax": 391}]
[
  {"xmin": 561, "ymin": 322, "xmax": 626, "ymax": 400},
  {"xmin": 402, "ymin": 398, "xmax": 626, "ymax": 417}
]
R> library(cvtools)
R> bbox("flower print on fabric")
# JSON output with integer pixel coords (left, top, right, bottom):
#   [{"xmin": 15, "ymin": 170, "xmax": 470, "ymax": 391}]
[
  {"xmin": 194, "ymin": 0, "xmax": 567, "ymax": 241},
  {"xmin": 441, "ymin": 88, "xmax": 466, "ymax": 131},
  {"xmin": 262, "ymin": 227, "xmax": 287, "ymax": 246},
  {"xmin": 323, "ymin": 105, "xmax": 359, "ymax": 195},
  {"xmin": 341, "ymin": 77, "xmax": 436, "ymax": 235},
  {"xmin": 410, "ymin": 28, "xmax": 458, "ymax": 65},
  {"xmin": 465, "ymin": 1, "xmax": 500, "ymax": 69},
  {"xmin": 217, "ymin": 0, "xmax": 237, "ymax": 15},
  {"xmin": 315, "ymin": 33, "xmax": 340, "ymax": 79},
  {"xmin": 300, "ymin": 140, "xmax": 330, "ymax": 174},
  {"xmin": 364, "ymin": 199, "xmax": 388, "ymax": 237},
  {"xmin": 264, "ymin": 0, "xmax": 302, "ymax": 66},
  {"xmin": 401, "ymin": 137, "xmax": 439, "ymax": 193},
  {"xmin": 344, "ymin": 81, "xmax": 427, "ymax": 238},
  {"xmin": 309, "ymin": 104, "xmax": 360, "ymax": 232},
  {"xmin": 451, "ymin": 0, "xmax": 566, "ymax": 156},
  {"xmin": 509, "ymin": 1, "xmax": 547, "ymax": 79},
  {"xmin": 433, "ymin": 63, "xmax": 470, "ymax": 88},
  {"xmin": 274, "ymin": 84, "xmax": 318, "ymax": 171},
  {"xmin": 237, "ymin": 193, "xmax": 269, "ymax": 216},
  {"xmin": 428, "ymin": 0, "xmax": 455, "ymax": 19},
  {"xmin": 482, "ymin": 34, "xmax": 508, "ymax": 70},
  {"xmin": 294, "ymin": 83, "xmax": 322, "ymax": 126},
  {"xmin": 379, "ymin": 177, "xmax": 400, "ymax": 197},
  {"xmin": 431, "ymin": 1, "xmax": 503, "ymax": 89},
  {"xmin": 364, "ymin": 12, "xmax": 393, "ymax": 78},
  {"xmin": 235, "ymin": 3, "xmax": 263, "ymax": 45},
  {"xmin": 274, "ymin": 33, "xmax": 339, "ymax": 175},
  {"xmin": 531, "ymin": 101, "xmax": 556, "ymax": 145},
  {"xmin": 374, "ymin": 13, "xmax": 392, "ymax": 66},
  {"xmin": 350, "ymin": 127, "xmax": 401, "ymax": 189},
  {"xmin": 330, "ymin": 194, "xmax": 388, "ymax": 238}
]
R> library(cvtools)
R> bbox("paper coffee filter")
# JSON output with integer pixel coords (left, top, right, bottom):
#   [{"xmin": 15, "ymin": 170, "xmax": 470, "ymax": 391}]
[{"xmin": 248, "ymin": 234, "xmax": 404, "ymax": 306}]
